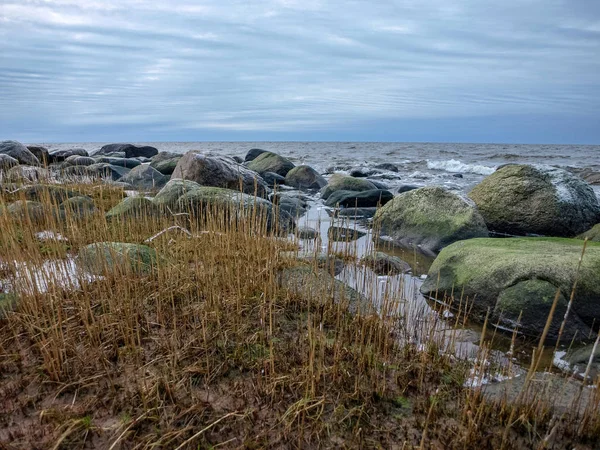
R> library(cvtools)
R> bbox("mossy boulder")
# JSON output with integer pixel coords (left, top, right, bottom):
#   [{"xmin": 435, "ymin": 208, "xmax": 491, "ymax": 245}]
[
  {"xmin": 149, "ymin": 156, "xmax": 181, "ymax": 175},
  {"xmin": 420, "ymin": 237, "xmax": 600, "ymax": 341},
  {"xmin": 59, "ymin": 196, "xmax": 96, "ymax": 219},
  {"xmin": 153, "ymin": 179, "xmax": 202, "ymax": 209},
  {"xmin": 374, "ymin": 187, "xmax": 488, "ymax": 254},
  {"xmin": 469, "ymin": 164, "xmax": 600, "ymax": 237},
  {"xmin": 106, "ymin": 197, "xmax": 160, "ymax": 220},
  {"xmin": 176, "ymin": 187, "xmax": 294, "ymax": 234},
  {"xmin": 321, "ymin": 174, "xmax": 377, "ymax": 200},
  {"xmin": 78, "ymin": 242, "xmax": 159, "ymax": 276},
  {"xmin": 324, "ymin": 189, "xmax": 394, "ymax": 208},
  {"xmin": 172, "ymin": 152, "xmax": 268, "ymax": 197},
  {"xmin": 244, "ymin": 148, "xmax": 268, "ymax": 162},
  {"xmin": 284, "ymin": 165, "xmax": 327, "ymax": 190},
  {"xmin": 246, "ymin": 151, "xmax": 295, "ymax": 177},
  {"xmin": 578, "ymin": 224, "xmax": 600, "ymax": 242}
]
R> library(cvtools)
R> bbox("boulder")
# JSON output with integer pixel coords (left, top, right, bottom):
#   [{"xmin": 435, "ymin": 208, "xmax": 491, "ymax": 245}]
[
  {"xmin": 361, "ymin": 252, "xmax": 411, "ymax": 275},
  {"xmin": 0, "ymin": 154, "xmax": 19, "ymax": 170},
  {"xmin": 149, "ymin": 154, "xmax": 181, "ymax": 175},
  {"xmin": 172, "ymin": 152, "xmax": 268, "ymax": 197},
  {"xmin": 86, "ymin": 163, "xmax": 131, "ymax": 181},
  {"xmin": 245, "ymin": 148, "xmax": 268, "ymax": 162},
  {"xmin": 374, "ymin": 163, "xmax": 399, "ymax": 172},
  {"xmin": 420, "ymin": 237, "xmax": 600, "ymax": 342},
  {"xmin": 14, "ymin": 185, "xmax": 79, "ymax": 203},
  {"xmin": 578, "ymin": 224, "xmax": 600, "ymax": 242},
  {"xmin": 0, "ymin": 140, "xmax": 40, "ymax": 166},
  {"xmin": 4, "ymin": 200, "xmax": 46, "ymax": 224},
  {"xmin": 153, "ymin": 179, "xmax": 202, "ymax": 209},
  {"xmin": 95, "ymin": 157, "xmax": 142, "ymax": 169},
  {"xmin": 78, "ymin": 242, "xmax": 159, "ymax": 276},
  {"xmin": 176, "ymin": 187, "xmax": 294, "ymax": 233},
  {"xmin": 119, "ymin": 165, "xmax": 169, "ymax": 190},
  {"xmin": 27, "ymin": 146, "xmax": 50, "ymax": 166},
  {"xmin": 6, "ymin": 166, "xmax": 49, "ymax": 182},
  {"xmin": 324, "ymin": 189, "xmax": 394, "ymax": 208},
  {"xmin": 95, "ymin": 143, "xmax": 158, "ymax": 158},
  {"xmin": 49, "ymin": 148, "xmax": 88, "ymax": 162},
  {"xmin": 246, "ymin": 151, "xmax": 295, "ymax": 177},
  {"xmin": 336, "ymin": 207, "xmax": 378, "ymax": 219},
  {"xmin": 285, "ymin": 165, "xmax": 327, "ymax": 190},
  {"xmin": 262, "ymin": 171, "xmax": 286, "ymax": 187},
  {"xmin": 397, "ymin": 185, "xmax": 419, "ymax": 194},
  {"xmin": 469, "ymin": 164, "xmax": 600, "ymax": 237},
  {"xmin": 106, "ymin": 197, "xmax": 160, "ymax": 220},
  {"xmin": 66, "ymin": 155, "xmax": 96, "ymax": 166},
  {"xmin": 374, "ymin": 187, "xmax": 488, "ymax": 253},
  {"xmin": 271, "ymin": 195, "xmax": 307, "ymax": 218},
  {"xmin": 321, "ymin": 174, "xmax": 377, "ymax": 200}
]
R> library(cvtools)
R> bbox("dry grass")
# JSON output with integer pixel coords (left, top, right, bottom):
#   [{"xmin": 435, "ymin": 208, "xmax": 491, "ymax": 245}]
[{"xmin": 0, "ymin": 182, "xmax": 598, "ymax": 449}]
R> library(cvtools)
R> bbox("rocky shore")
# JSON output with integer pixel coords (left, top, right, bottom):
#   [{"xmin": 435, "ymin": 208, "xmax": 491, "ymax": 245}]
[{"xmin": 2, "ymin": 139, "xmax": 600, "ymax": 374}]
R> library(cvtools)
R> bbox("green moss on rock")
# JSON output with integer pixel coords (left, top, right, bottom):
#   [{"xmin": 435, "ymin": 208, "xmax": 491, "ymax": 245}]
[
  {"xmin": 78, "ymin": 242, "xmax": 159, "ymax": 276},
  {"xmin": 321, "ymin": 174, "xmax": 377, "ymax": 200}
]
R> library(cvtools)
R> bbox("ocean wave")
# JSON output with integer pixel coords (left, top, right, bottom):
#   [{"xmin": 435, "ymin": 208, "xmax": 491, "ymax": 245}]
[{"xmin": 426, "ymin": 159, "xmax": 496, "ymax": 175}]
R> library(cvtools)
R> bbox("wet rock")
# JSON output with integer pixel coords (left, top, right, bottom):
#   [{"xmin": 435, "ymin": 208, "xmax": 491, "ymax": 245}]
[
  {"xmin": 78, "ymin": 242, "xmax": 159, "ymax": 276},
  {"xmin": 324, "ymin": 189, "xmax": 394, "ymax": 208},
  {"xmin": 328, "ymin": 226, "xmax": 366, "ymax": 241},
  {"xmin": 246, "ymin": 151, "xmax": 295, "ymax": 177},
  {"xmin": 367, "ymin": 180, "xmax": 390, "ymax": 190},
  {"xmin": 336, "ymin": 207, "xmax": 378, "ymax": 219},
  {"xmin": 172, "ymin": 152, "xmax": 268, "ymax": 197},
  {"xmin": 321, "ymin": 174, "xmax": 377, "ymax": 200},
  {"xmin": 244, "ymin": 148, "xmax": 268, "ymax": 162},
  {"xmin": 420, "ymin": 237, "xmax": 600, "ymax": 342},
  {"xmin": 469, "ymin": 164, "xmax": 600, "ymax": 237},
  {"xmin": 285, "ymin": 165, "xmax": 327, "ymax": 190},
  {"xmin": 0, "ymin": 140, "xmax": 40, "ymax": 166},
  {"xmin": 361, "ymin": 252, "xmax": 411, "ymax": 275},
  {"xmin": 271, "ymin": 194, "xmax": 308, "ymax": 218},
  {"xmin": 95, "ymin": 143, "xmax": 158, "ymax": 158},
  {"xmin": 453, "ymin": 173, "xmax": 464, "ymax": 178},
  {"xmin": 570, "ymin": 167, "xmax": 600, "ymax": 185},
  {"xmin": 119, "ymin": 165, "xmax": 169, "ymax": 191},
  {"xmin": 374, "ymin": 187, "xmax": 488, "ymax": 253},
  {"xmin": 397, "ymin": 185, "xmax": 419, "ymax": 194},
  {"xmin": 374, "ymin": 163, "xmax": 399, "ymax": 172},
  {"xmin": 349, "ymin": 168, "xmax": 376, "ymax": 178}
]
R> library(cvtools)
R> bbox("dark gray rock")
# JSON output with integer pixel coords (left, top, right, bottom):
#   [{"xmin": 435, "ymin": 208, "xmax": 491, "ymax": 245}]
[
  {"xmin": 361, "ymin": 252, "xmax": 411, "ymax": 275},
  {"xmin": 95, "ymin": 143, "xmax": 158, "ymax": 158},
  {"xmin": 325, "ymin": 189, "xmax": 394, "ymax": 208},
  {"xmin": 397, "ymin": 185, "xmax": 419, "ymax": 194},
  {"xmin": 66, "ymin": 155, "xmax": 96, "ymax": 166},
  {"xmin": 374, "ymin": 163, "xmax": 399, "ymax": 172},
  {"xmin": 0, "ymin": 140, "xmax": 40, "ymax": 166},
  {"xmin": 95, "ymin": 157, "xmax": 142, "ymax": 169},
  {"xmin": 119, "ymin": 165, "xmax": 169, "ymax": 190},
  {"xmin": 262, "ymin": 171, "xmax": 286, "ymax": 187},
  {"xmin": 0, "ymin": 154, "xmax": 19, "ymax": 170},
  {"xmin": 49, "ymin": 148, "xmax": 88, "ymax": 162},
  {"xmin": 245, "ymin": 148, "xmax": 268, "ymax": 162},
  {"xmin": 27, "ymin": 146, "xmax": 50, "ymax": 166}
]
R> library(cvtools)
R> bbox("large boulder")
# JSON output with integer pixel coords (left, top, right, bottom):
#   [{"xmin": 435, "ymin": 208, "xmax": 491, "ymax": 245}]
[
  {"xmin": 119, "ymin": 165, "xmax": 169, "ymax": 190},
  {"xmin": 153, "ymin": 179, "xmax": 202, "ymax": 209},
  {"xmin": 172, "ymin": 152, "xmax": 268, "ymax": 197},
  {"xmin": 66, "ymin": 155, "xmax": 96, "ymax": 166},
  {"xmin": 85, "ymin": 163, "xmax": 131, "ymax": 181},
  {"xmin": 324, "ymin": 189, "xmax": 394, "ymax": 208},
  {"xmin": 0, "ymin": 141, "xmax": 40, "ymax": 166},
  {"xmin": 469, "ymin": 164, "xmax": 600, "ymax": 237},
  {"xmin": 59, "ymin": 196, "xmax": 97, "ymax": 219},
  {"xmin": 150, "ymin": 152, "xmax": 181, "ymax": 175},
  {"xmin": 49, "ymin": 148, "xmax": 88, "ymax": 162},
  {"xmin": 27, "ymin": 146, "xmax": 50, "ymax": 166},
  {"xmin": 13, "ymin": 185, "xmax": 80, "ymax": 203},
  {"xmin": 374, "ymin": 187, "xmax": 488, "ymax": 253},
  {"xmin": 420, "ymin": 238, "xmax": 600, "ymax": 342},
  {"xmin": 321, "ymin": 174, "xmax": 377, "ymax": 200},
  {"xmin": 285, "ymin": 165, "xmax": 327, "ymax": 190},
  {"xmin": 95, "ymin": 157, "xmax": 142, "ymax": 169},
  {"xmin": 95, "ymin": 143, "xmax": 158, "ymax": 158},
  {"xmin": 244, "ymin": 148, "xmax": 268, "ymax": 162},
  {"xmin": 78, "ymin": 242, "xmax": 159, "ymax": 276},
  {"xmin": 246, "ymin": 151, "xmax": 295, "ymax": 177},
  {"xmin": 176, "ymin": 187, "xmax": 294, "ymax": 234},
  {"xmin": 3, "ymin": 200, "xmax": 46, "ymax": 224}
]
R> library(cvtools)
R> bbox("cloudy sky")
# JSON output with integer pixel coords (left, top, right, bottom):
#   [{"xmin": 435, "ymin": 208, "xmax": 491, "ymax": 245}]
[{"xmin": 1, "ymin": 0, "xmax": 599, "ymax": 143}]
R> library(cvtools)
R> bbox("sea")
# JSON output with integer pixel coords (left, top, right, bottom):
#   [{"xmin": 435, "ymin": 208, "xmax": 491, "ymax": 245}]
[{"xmin": 34, "ymin": 141, "xmax": 600, "ymax": 196}]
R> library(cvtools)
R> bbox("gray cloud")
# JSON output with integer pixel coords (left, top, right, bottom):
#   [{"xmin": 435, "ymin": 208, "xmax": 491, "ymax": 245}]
[{"xmin": 1, "ymin": 0, "xmax": 599, "ymax": 142}]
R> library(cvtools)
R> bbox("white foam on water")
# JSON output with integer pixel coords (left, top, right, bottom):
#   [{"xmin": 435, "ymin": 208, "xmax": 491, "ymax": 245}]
[{"xmin": 427, "ymin": 159, "xmax": 496, "ymax": 175}]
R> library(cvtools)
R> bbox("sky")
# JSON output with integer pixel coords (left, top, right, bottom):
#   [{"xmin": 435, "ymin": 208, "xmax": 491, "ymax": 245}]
[{"xmin": 1, "ymin": 0, "xmax": 599, "ymax": 144}]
